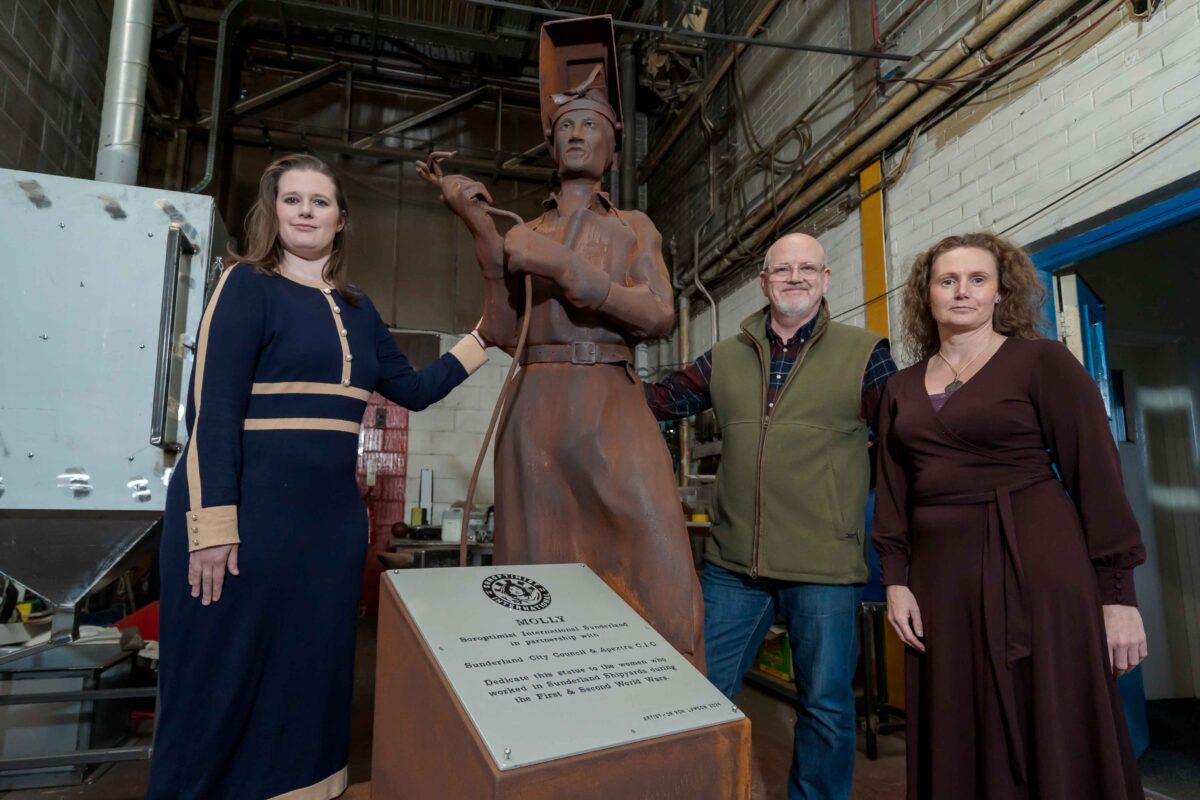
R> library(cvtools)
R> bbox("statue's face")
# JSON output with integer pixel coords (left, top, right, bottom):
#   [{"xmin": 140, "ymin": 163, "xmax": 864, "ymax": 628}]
[{"xmin": 552, "ymin": 108, "xmax": 615, "ymax": 179}]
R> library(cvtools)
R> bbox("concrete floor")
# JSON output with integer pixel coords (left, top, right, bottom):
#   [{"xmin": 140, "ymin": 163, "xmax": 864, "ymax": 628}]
[
  {"xmin": 5, "ymin": 619, "xmax": 1192, "ymax": 799},
  {"xmin": 735, "ymin": 683, "xmax": 906, "ymax": 800}
]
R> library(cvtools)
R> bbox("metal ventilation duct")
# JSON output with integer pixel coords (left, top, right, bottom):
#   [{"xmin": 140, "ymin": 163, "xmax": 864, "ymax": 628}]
[{"xmin": 95, "ymin": 0, "xmax": 153, "ymax": 185}]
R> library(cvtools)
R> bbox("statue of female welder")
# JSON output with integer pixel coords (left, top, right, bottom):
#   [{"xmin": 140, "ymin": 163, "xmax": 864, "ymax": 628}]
[{"xmin": 418, "ymin": 15, "xmax": 703, "ymax": 669}]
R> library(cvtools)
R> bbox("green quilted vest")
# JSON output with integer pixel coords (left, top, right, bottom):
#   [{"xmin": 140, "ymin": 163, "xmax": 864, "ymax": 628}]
[{"xmin": 706, "ymin": 304, "xmax": 881, "ymax": 583}]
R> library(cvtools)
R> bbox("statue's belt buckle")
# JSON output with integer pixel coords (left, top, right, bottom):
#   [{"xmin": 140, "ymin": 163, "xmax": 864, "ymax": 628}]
[{"xmin": 571, "ymin": 341, "xmax": 598, "ymax": 365}]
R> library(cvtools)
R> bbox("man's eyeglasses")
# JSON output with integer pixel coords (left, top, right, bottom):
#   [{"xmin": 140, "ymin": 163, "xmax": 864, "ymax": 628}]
[{"xmin": 763, "ymin": 262, "xmax": 825, "ymax": 281}]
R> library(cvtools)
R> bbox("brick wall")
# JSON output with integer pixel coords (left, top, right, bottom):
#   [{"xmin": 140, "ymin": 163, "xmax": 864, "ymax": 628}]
[
  {"xmin": 884, "ymin": 0, "xmax": 1200, "ymax": 363},
  {"xmin": 643, "ymin": 0, "xmax": 995, "ymax": 264},
  {"xmin": 647, "ymin": 0, "xmax": 863, "ymax": 265},
  {"xmin": 681, "ymin": 207, "xmax": 865, "ymax": 361},
  {"xmin": 404, "ymin": 335, "xmax": 512, "ymax": 525},
  {"xmin": 649, "ymin": 0, "xmax": 1200, "ymax": 366},
  {"xmin": 0, "ymin": 0, "xmax": 107, "ymax": 177}
]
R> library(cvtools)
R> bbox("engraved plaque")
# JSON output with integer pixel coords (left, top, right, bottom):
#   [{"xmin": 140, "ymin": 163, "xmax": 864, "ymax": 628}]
[{"xmin": 385, "ymin": 564, "xmax": 744, "ymax": 770}]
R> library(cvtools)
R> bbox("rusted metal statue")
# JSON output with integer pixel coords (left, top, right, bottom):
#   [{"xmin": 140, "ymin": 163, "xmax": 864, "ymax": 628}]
[{"xmin": 418, "ymin": 15, "xmax": 703, "ymax": 669}]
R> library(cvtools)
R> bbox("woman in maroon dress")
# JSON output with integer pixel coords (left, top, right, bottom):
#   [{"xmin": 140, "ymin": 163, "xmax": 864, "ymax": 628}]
[{"xmin": 873, "ymin": 232, "xmax": 1148, "ymax": 799}]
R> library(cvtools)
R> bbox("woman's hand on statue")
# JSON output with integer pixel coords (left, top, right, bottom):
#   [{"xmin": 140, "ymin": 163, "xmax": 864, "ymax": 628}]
[
  {"xmin": 471, "ymin": 317, "xmax": 490, "ymax": 349},
  {"xmin": 188, "ymin": 544, "xmax": 239, "ymax": 606},
  {"xmin": 1102, "ymin": 604, "xmax": 1147, "ymax": 677},
  {"xmin": 886, "ymin": 584, "xmax": 926, "ymax": 653}
]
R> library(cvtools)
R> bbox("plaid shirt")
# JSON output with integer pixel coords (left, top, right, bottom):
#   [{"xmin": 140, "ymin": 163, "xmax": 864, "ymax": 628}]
[{"xmin": 644, "ymin": 315, "xmax": 897, "ymax": 432}]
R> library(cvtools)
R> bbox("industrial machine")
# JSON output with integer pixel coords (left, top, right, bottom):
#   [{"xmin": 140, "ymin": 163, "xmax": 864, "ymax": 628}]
[{"xmin": 0, "ymin": 168, "xmax": 230, "ymax": 788}]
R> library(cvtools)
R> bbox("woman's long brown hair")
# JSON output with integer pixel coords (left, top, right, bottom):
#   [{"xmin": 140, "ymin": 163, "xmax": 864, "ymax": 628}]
[
  {"xmin": 899, "ymin": 231, "xmax": 1047, "ymax": 362},
  {"xmin": 228, "ymin": 153, "xmax": 358, "ymax": 303}
]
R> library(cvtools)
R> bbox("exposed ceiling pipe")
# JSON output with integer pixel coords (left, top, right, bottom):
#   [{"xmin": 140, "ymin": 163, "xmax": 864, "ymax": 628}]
[
  {"xmin": 700, "ymin": 0, "xmax": 1081, "ymax": 283},
  {"xmin": 95, "ymin": 0, "xmax": 154, "ymax": 185},
  {"xmin": 720, "ymin": 0, "xmax": 1041, "ymax": 257},
  {"xmin": 353, "ymin": 85, "xmax": 492, "ymax": 149},
  {"xmin": 195, "ymin": 60, "xmax": 346, "ymax": 128},
  {"xmin": 637, "ymin": 0, "xmax": 783, "ymax": 184},
  {"xmin": 186, "ymin": 36, "xmax": 542, "ymax": 99},
  {"xmin": 225, "ymin": 125, "xmax": 554, "ymax": 182},
  {"xmin": 462, "ymin": 0, "xmax": 913, "ymax": 61},
  {"xmin": 618, "ymin": 40, "xmax": 638, "ymax": 210},
  {"xmin": 190, "ymin": 0, "xmax": 250, "ymax": 193},
  {"xmin": 502, "ymin": 141, "xmax": 548, "ymax": 170},
  {"xmin": 189, "ymin": 0, "xmax": 534, "ymax": 194}
]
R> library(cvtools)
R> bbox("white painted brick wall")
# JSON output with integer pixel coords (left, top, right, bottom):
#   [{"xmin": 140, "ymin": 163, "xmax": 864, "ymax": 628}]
[
  {"xmin": 405, "ymin": 335, "xmax": 509, "ymax": 524},
  {"xmin": 649, "ymin": 0, "xmax": 1007, "ymax": 256},
  {"xmin": 656, "ymin": 0, "xmax": 1200, "ymax": 374},
  {"xmin": 825, "ymin": 209, "xmax": 868, "ymax": 329},
  {"xmin": 885, "ymin": 0, "xmax": 1200, "ymax": 368},
  {"xmin": 678, "ymin": 208, "xmax": 866, "ymax": 362}
]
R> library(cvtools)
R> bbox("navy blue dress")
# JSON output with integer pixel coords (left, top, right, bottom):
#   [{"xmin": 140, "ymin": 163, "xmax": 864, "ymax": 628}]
[{"xmin": 149, "ymin": 264, "xmax": 467, "ymax": 799}]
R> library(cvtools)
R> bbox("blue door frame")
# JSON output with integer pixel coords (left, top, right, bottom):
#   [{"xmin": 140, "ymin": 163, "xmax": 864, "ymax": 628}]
[
  {"xmin": 1027, "ymin": 183, "xmax": 1200, "ymax": 759},
  {"xmin": 1031, "ymin": 185, "xmax": 1200, "ymax": 272}
]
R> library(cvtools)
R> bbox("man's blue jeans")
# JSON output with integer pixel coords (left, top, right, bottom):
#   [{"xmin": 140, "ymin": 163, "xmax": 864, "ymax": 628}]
[{"xmin": 701, "ymin": 562, "xmax": 862, "ymax": 800}]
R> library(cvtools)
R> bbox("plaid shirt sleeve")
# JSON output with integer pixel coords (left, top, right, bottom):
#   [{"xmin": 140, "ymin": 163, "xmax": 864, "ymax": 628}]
[
  {"xmin": 643, "ymin": 350, "xmax": 714, "ymax": 421},
  {"xmin": 861, "ymin": 339, "xmax": 898, "ymax": 435}
]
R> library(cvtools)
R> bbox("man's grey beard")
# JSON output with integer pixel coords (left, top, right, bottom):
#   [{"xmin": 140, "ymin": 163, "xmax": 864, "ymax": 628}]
[{"xmin": 775, "ymin": 298, "xmax": 812, "ymax": 317}]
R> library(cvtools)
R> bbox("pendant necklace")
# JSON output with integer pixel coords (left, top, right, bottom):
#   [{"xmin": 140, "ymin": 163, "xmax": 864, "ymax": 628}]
[{"xmin": 936, "ymin": 339, "xmax": 992, "ymax": 395}]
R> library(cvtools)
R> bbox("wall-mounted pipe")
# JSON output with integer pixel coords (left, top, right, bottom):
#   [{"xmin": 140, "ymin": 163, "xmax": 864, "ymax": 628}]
[
  {"xmin": 619, "ymin": 40, "xmax": 638, "ymax": 210},
  {"xmin": 690, "ymin": 96, "xmax": 720, "ymax": 346},
  {"xmin": 703, "ymin": 0, "xmax": 1085, "ymax": 281},
  {"xmin": 463, "ymin": 0, "xmax": 913, "ymax": 62},
  {"xmin": 222, "ymin": 125, "xmax": 554, "ymax": 181},
  {"xmin": 715, "ymin": 0, "xmax": 1042, "ymax": 268},
  {"xmin": 189, "ymin": 0, "xmax": 248, "ymax": 193},
  {"xmin": 677, "ymin": 291, "xmax": 691, "ymax": 485},
  {"xmin": 666, "ymin": 235, "xmax": 692, "ymax": 484},
  {"xmin": 638, "ymin": 0, "xmax": 784, "ymax": 184},
  {"xmin": 95, "ymin": 0, "xmax": 154, "ymax": 185}
]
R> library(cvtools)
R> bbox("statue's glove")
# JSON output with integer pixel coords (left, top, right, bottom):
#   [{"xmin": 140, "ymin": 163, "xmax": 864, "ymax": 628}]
[
  {"xmin": 503, "ymin": 225, "xmax": 611, "ymax": 310},
  {"xmin": 439, "ymin": 175, "xmax": 492, "ymax": 222}
]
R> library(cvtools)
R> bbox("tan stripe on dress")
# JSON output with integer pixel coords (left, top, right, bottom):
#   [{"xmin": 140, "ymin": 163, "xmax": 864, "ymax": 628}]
[
  {"xmin": 186, "ymin": 265, "xmax": 239, "ymax": 513},
  {"xmin": 243, "ymin": 417, "xmax": 361, "ymax": 434},
  {"xmin": 251, "ymin": 381, "xmax": 371, "ymax": 401},
  {"xmin": 319, "ymin": 289, "xmax": 353, "ymax": 386},
  {"xmin": 267, "ymin": 766, "xmax": 348, "ymax": 800}
]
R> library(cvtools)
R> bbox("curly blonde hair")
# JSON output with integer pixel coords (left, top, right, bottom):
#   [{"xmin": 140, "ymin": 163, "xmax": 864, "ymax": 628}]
[{"xmin": 900, "ymin": 232, "xmax": 1047, "ymax": 362}]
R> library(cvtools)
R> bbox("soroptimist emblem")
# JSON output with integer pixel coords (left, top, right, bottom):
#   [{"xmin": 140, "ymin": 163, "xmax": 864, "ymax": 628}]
[{"xmin": 482, "ymin": 573, "xmax": 552, "ymax": 612}]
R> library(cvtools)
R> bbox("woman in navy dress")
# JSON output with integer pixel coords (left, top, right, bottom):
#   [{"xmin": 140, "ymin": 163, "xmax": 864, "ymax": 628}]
[{"xmin": 148, "ymin": 154, "xmax": 489, "ymax": 799}]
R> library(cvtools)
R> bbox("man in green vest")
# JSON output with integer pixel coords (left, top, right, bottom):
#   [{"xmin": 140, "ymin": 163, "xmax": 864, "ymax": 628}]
[{"xmin": 645, "ymin": 232, "xmax": 896, "ymax": 800}]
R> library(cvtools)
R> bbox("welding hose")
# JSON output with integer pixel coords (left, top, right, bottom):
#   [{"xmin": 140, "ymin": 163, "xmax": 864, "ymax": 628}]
[{"xmin": 458, "ymin": 206, "xmax": 589, "ymax": 566}]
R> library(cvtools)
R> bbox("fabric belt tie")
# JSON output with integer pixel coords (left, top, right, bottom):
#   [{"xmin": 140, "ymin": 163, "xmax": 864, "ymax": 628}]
[
  {"xmin": 520, "ymin": 342, "xmax": 633, "ymax": 366},
  {"xmin": 913, "ymin": 472, "xmax": 1057, "ymax": 786}
]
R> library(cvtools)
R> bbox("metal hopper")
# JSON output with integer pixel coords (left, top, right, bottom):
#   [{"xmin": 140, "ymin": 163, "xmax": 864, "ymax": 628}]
[{"xmin": 0, "ymin": 511, "xmax": 161, "ymax": 667}]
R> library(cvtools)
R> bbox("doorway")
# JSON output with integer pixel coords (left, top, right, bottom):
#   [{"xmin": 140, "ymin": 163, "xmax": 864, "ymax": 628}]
[
  {"xmin": 1035, "ymin": 201, "xmax": 1200, "ymax": 800},
  {"xmin": 1053, "ymin": 217, "xmax": 1200, "ymax": 703}
]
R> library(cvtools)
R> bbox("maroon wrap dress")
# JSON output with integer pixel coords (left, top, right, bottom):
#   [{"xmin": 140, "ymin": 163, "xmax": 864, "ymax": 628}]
[{"xmin": 873, "ymin": 337, "xmax": 1146, "ymax": 800}]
